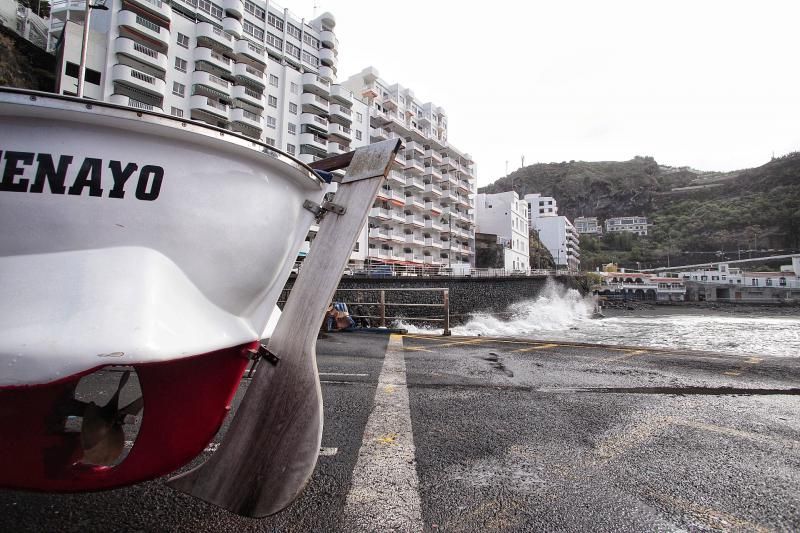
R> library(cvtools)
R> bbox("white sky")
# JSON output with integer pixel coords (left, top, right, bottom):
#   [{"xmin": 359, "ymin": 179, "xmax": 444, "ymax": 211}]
[{"xmin": 291, "ymin": 0, "xmax": 799, "ymax": 187}]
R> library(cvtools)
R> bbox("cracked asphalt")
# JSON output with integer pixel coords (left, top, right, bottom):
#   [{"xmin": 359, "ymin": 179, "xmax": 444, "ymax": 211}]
[{"xmin": 1, "ymin": 332, "xmax": 798, "ymax": 532}]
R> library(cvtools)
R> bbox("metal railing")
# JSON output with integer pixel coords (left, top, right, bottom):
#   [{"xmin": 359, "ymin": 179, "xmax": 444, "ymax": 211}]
[
  {"xmin": 279, "ymin": 286, "xmax": 451, "ymax": 335},
  {"xmin": 292, "ymin": 262, "xmax": 580, "ymax": 278}
]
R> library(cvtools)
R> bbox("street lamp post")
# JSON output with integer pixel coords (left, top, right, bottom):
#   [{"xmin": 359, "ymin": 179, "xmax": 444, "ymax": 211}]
[{"xmin": 77, "ymin": 0, "xmax": 109, "ymax": 98}]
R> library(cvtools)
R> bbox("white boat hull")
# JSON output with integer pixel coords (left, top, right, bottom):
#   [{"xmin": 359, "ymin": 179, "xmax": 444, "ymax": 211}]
[{"xmin": 0, "ymin": 90, "xmax": 325, "ymax": 387}]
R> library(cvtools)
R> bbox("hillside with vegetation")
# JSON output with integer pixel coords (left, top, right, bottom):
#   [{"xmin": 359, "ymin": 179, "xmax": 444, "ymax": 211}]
[{"xmin": 480, "ymin": 153, "xmax": 800, "ymax": 270}]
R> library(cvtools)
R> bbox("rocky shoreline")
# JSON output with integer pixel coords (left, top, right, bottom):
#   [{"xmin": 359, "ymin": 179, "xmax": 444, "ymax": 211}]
[{"xmin": 600, "ymin": 299, "xmax": 800, "ymax": 316}]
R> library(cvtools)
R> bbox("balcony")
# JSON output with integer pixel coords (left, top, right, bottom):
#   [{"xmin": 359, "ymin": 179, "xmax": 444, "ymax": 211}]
[
  {"xmin": 195, "ymin": 46, "xmax": 232, "ymax": 74},
  {"xmin": 233, "ymin": 61, "xmax": 264, "ymax": 88},
  {"xmin": 405, "ymin": 196, "xmax": 424, "ymax": 210},
  {"xmin": 387, "ymin": 170, "xmax": 405, "ymax": 185},
  {"xmin": 404, "ymin": 176, "xmax": 424, "ymax": 191},
  {"xmin": 329, "ymin": 85, "xmax": 353, "ymax": 107},
  {"xmin": 127, "ymin": 0, "xmax": 171, "ymax": 23},
  {"xmin": 405, "ymin": 141, "xmax": 424, "ymax": 156},
  {"xmin": 369, "ymin": 207, "xmax": 392, "ymax": 220},
  {"xmin": 425, "ymin": 149, "xmax": 443, "ymax": 164},
  {"xmin": 111, "ymin": 64, "xmax": 166, "ymax": 98},
  {"xmin": 327, "ymin": 142, "xmax": 347, "ymax": 156},
  {"xmin": 424, "ymin": 166, "xmax": 443, "ymax": 181},
  {"xmin": 369, "ymin": 228, "xmax": 390, "ymax": 240},
  {"xmin": 302, "ymin": 72, "xmax": 330, "ymax": 97},
  {"xmin": 223, "ymin": 0, "xmax": 243, "ymax": 18},
  {"xmin": 370, "ymin": 127, "xmax": 389, "ymax": 142},
  {"xmin": 329, "ymin": 103, "xmax": 352, "ymax": 124},
  {"xmin": 319, "ymin": 47, "xmax": 336, "ymax": 67},
  {"xmin": 118, "ymin": 10, "xmax": 169, "ymax": 49},
  {"xmin": 318, "ymin": 65, "xmax": 334, "ymax": 81},
  {"xmin": 404, "ymin": 252, "xmax": 424, "ymax": 263},
  {"xmin": 196, "ymin": 22, "xmax": 234, "ymax": 53},
  {"xmin": 424, "ymin": 183, "xmax": 442, "ymax": 197},
  {"xmin": 235, "ymin": 38, "xmax": 265, "ymax": 65},
  {"xmin": 109, "ymin": 94, "xmax": 163, "ymax": 113},
  {"xmin": 328, "ymin": 123, "xmax": 351, "ymax": 143},
  {"xmin": 319, "ymin": 29, "xmax": 337, "ymax": 48},
  {"xmin": 190, "ymin": 95, "xmax": 229, "ymax": 121},
  {"xmin": 222, "ymin": 16, "xmax": 243, "ymax": 38},
  {"xmin": 231, "ymin": 84, "xmax": 264, "ymax": 108},
  {"xmin": 230, "ymin": 107, "xmax": 261, "ymax": 128},
  {"xmin": 193, "ymin": 70, "xmax": 231, "ymax": 95},
  {"xmin": 441, "ymin": 156, "xmax": 459, "ymax": 171},
  {"xmin": 405, "ymin": 215, "xmax": 424, "ymax": 228},
  {"xmin": 440, "ymin": 189, "xmax": 457, "ymax": 202},
  {"xmin": 300, "ymin": 132, "xmax": 327, "ymax": 151},
  {"xmin": 404, "ymin": 158, "xmax": 425, "ymax": 175},
  {"xmin": 456, "ymin": 195, "xmax": 471, "ymax": 207},
  {"xmin": 301, "ymin": 112, "xmax": 329, "ymax": 132},
  {"xmin": 424, "ymin": 201, "xmax": 442, "ymax": 215},
  {"xmin": 425, "ymin": 219, "xmax": 444, "ymax": 231},
  {"xmin": 301, "ymin": 92, "xmax": 329, "ymax": 115},
  {"xmin": 381, "ymin": 94, "xmax": 398, "ymax": 110},
  {"xmin": 457, "ymin": 180, "xmax": 472, "ymax": 193},
  {"xmin": 423, "ymin": 238, "xmax": 443, "ymax": 249},
  {"xmin": 114, "ymin": 37, "xmax": 168, "ymax": 73}
]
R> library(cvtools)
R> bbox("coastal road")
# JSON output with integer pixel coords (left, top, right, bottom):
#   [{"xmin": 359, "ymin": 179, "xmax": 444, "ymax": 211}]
[{"xmin": 1, "ymin": 333, "xmax": 798, "ymax": 532}]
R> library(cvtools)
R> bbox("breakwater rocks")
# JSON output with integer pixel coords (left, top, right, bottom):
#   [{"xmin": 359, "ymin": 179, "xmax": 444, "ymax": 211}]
[{"xmin": 283, "ymin": 274, "xmax": 587, "ymax": 326}]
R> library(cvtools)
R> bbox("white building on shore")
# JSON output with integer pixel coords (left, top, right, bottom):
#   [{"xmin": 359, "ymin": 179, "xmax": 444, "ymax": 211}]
[
  {"xmin": 47, "ymin": 0, "xmax": 369, "ymax": 165},
  {"xmin": 605, "ymin": 216, "xmax": 649, "ymax": 236},
  {"xmin": 475, "ymin": 191, "xmax": 529, "ymax": 271},
  {"xmin": 524, "ymin": 193, "xmax": 580, "ymax": 271},
  {"xmin": 574, "ymin": 216, "xmax": 602, "ymax": 235},
  {"xmin": 342, "ymin": 67, "xmax": 476, "ymax": 269}
]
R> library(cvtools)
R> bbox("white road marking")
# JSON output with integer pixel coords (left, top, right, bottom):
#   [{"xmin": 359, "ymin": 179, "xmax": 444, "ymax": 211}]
[
  {"xmin": 320, "ymin": 372, "xmax": 368, "ymax": 377},
  {"xmin": 319, "ymin": 447, "xmax": 339, "ymax": 456},
  {"xmin": 343, "ymin": 334, "xmax": 423, "ymax": 532}
]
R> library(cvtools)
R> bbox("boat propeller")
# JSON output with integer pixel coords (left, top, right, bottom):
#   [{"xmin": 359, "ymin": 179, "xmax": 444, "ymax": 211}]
[{"xmin": 78, "ymin": 371, "xmax": 144, "ymax": 466}]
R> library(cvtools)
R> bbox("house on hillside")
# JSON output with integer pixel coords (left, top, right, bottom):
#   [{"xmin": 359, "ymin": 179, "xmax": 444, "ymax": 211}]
[
  {"xmin": 524, "ymin": 193, "xmax": 580, "ymax": 271},
  {"xmin": 605, "ymin": 216, "xmax": 650, "ymax": 236},
  {"xmin": 575, "ymin": 216, "xmax": 602, "ymax": 235}
]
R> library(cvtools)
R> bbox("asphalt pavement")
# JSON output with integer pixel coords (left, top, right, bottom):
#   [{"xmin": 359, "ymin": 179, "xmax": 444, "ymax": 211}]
[{"xmin": 1, "ymin": 332, "xmax": 798, "ymax": 532}]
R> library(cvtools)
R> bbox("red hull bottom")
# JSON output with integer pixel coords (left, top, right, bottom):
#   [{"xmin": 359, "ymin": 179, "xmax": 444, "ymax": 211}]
[{"xmin": 0, "ymin": 342, "xmax": 255, "ymax": 492}]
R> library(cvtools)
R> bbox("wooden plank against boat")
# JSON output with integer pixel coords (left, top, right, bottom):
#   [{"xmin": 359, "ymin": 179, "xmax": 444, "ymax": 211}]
[{"xmin": 167, "ymin": 139, "xmax": 402, "ymax": 517}]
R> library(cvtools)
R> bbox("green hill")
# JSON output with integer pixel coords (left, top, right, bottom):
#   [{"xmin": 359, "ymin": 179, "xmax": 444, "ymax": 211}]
[{"xmin": 479, "ymin": 153, "xmax": 800, "ymax": 269}]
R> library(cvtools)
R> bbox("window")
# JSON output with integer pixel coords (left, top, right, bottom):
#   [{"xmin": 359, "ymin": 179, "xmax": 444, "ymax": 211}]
[
  {"xmin": 177, "ymin": 33, "xmax": 190, "ymax": 48},
  {"xmin": 288, "ymin": 123, "xmax": 296, "ymax": 134},
  {"xmin": 286, "ymin": 143, "xmax": 295, "ymax": 155},
  {"xmin": 302, "ymin": 33, "xmax": 318, "ymax": 48},
  {"xmin": 266, "ymin": 32, "xmax": 283, "ymax": 50},
  {"xmin": 355, "ymin": 130, "xmax": 362, "ymax": 141},
  {"xmin": 288, "ymin": 102, "xmax": 298, "ymax": 114},
  {"xmin": 197, "ymin": 0, "xmax": 223, "ymax": 18},
  {"xmin": 289, "ymin": 82, "xmax": 299, "ymax": 95},
  {"xmin": 268, "ymin": 95, "xmax": 278, "ymax": 108},
  {"xmin": 172, "ymin": 81, "xmax": 185, "ymax": 97},
  {"xmin": 301, "ymin": 51, "xmax": 318, "ymax": 66},
  {"xmin": 267, "ymin": 116, "xmax": 277, "ymax": 129},
  {"xmin": 267, "ymin": 12, "xmax": 283, "ymax": 31},
  {"xmin": 244, "ymin": 0, "xmax": 264, "ymax": 20},
  {"xmin": 356, "ymin": 111, "xmax": 363, "ymax": 122},
  {"xmin": 243, "ymin": 20, "xmax": 264, "ymax": 41},
  {"xmin": 269, "ymin": 74, "xmax": 279, "ymax": 87},
  {"xmin": 175, "ymin": 57, "xmax": 187, "ymax": 72},
  {"xmin": 285, "ymin": 42, "xmax": 300, "ymax": 60},
  {"xmin": 170, "ymin": 106, "xmax": 184, "ymax": 118},
  {"xmin": 265, "ymin": 137, "xmax": 275, "ymax": 146},
  {"xmin": 286, "ymin": 23, "xmax": 301, "ymax": 39}
]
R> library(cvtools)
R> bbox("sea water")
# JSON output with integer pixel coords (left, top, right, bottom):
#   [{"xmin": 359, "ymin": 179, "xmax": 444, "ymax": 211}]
[{"xmin": 399, "ymin": 279, "xmax": 800, "ymax": 358}]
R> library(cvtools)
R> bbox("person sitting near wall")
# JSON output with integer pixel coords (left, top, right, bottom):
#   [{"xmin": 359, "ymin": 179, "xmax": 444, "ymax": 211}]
[{"xmin": 325, "ymin": 301, "xmax": 355, "ymax": 331}]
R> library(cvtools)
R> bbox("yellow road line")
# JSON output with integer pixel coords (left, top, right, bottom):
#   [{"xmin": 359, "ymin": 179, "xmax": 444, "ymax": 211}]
[
  {"xmin": 603, "ymin": 349, "xmax": 648, "ymax": 363},
  {"xmin": 510, "ymin": 343, "xmax": 560, "ymax": 353}
]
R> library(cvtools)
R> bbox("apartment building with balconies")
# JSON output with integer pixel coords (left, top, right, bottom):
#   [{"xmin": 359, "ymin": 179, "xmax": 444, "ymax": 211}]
[
  {"xmin": 341, "ymin": 67, "xmax": 476, "ymax": 269},
  {"xmin": 47, "ymin": 0, "xmax": 370, "ymax": 165},
  {"xmin": 574, "ymin": 216, "xmax": 602, "ymax": 235},
  {"xmin": 474, "ymin": 191, "xmax": 529, "ymax": 271},
  {"xmin": 524, "ymin": 193, "xmax": 580, "ymax": 271}
]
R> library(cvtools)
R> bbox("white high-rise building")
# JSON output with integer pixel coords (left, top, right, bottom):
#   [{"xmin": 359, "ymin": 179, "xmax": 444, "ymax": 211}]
[
  {"xmin": 46, "ymin": 0, "xmax": 370, "ymax": 164},
  {"xmin": 524, "ymin": 193, "xmax": 580, "ymax": 271},
  {"xmin": 475, "ymin": 191, "xmax": 529, "ymax": 271},
  {"xmin": 342, "ymin": 67, "xmax": 476, "ymax": 269}
]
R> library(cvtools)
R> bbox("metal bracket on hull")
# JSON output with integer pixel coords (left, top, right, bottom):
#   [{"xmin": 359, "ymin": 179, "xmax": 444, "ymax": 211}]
[
  {"xmin": 168, "ymin": 138, "xmax": 403, "ymax": 517},
  {"xmin": 302, "ymin": 199, "xmax": 346, "ymax": 218}
]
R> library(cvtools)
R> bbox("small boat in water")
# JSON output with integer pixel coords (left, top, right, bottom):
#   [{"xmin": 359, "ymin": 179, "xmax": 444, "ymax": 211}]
[{"xmin": 0, "ymin": 87, "xmax": 401, "ymax": 516}]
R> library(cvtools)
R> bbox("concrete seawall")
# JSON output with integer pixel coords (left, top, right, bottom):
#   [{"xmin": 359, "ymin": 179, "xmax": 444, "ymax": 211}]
[{"xmin": 283, "ymin": 275, "xmax": 588, "ymax": 325}]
